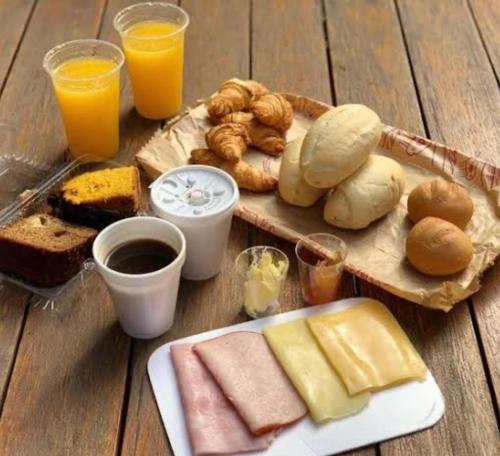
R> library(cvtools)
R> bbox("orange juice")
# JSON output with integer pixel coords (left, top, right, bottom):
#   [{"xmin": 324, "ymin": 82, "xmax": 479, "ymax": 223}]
[
  {"xmin": 122, "ymin": 21, "xmax": 185, "ymax": 119},
  {"xmin": 52, "ymin": 57, "xmax": 120, "ymax": 162}
]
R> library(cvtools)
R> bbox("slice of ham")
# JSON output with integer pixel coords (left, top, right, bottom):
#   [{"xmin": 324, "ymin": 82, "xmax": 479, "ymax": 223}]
[
  {"xmin": 194, "ymin": 331, "xmax": 307, "ymax": 435},
  {"xmin": 171, "ymin": 343, "xmax": 274, "ymax": 456}
]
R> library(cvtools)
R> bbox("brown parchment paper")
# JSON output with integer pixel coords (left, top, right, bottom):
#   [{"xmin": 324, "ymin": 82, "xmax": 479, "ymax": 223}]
[{"xmin": 136, "ymin": 94, "xmax": 500, "ymax": 311}]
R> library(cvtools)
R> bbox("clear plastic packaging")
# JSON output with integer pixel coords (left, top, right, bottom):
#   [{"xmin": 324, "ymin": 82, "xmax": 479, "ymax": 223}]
[{"xmin": 0, "ymin": 157, "xmax": 149, "ymax": 301}]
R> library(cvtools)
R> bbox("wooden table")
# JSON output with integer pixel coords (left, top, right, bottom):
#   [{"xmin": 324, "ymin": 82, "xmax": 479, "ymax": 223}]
[{"xmin": 0, "ymin": 1, "xmax": 498, "ymax": 455}]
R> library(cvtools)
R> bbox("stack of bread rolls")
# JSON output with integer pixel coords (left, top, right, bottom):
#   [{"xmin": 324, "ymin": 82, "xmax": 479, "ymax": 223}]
[
  {"xmin": 279, "ymin": 104, "xmax": 406, "ymax": 229},
  {"xmin": 405, "ymin": 179, "xmax": 474, "ymax": 276}
]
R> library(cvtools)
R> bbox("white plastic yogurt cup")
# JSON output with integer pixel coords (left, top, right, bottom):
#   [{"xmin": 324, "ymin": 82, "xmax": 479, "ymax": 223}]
[
  {"xmin": 150, "ymin": 165, "xmax": 239, "ymax": 280},
  {"xmin": 92, "ymin": 216, "xmax": 186, "ymax": 339}
]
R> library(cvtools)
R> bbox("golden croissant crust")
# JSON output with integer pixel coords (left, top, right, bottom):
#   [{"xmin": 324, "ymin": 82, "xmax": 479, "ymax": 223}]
[
  {"xmin": 190, "ymin": 148, "xmax": 277, "ymax": 192},
  {"xmin": 250, "ymin": 93, "xmax": 293, "ymax": 132},
  {"xmin": 206, "ymin": 79, "xmax": 269, "ymax": 118},
  {"xmin": 219, "ymin": 112, "xmax": 285, "ymax": 156},
  {"xmin": 206, "ymin": 123, "xmax": 250, "ymax": 162}
]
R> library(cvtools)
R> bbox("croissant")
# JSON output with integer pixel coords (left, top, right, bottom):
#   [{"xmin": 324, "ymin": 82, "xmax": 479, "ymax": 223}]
[
  {"xmin": 206, "ymin": 123, "xmax": 250, "ymax": 162},
  {"xmin": 250, "ymin": 93, "xmax": 294, "ymax": 132},
  {"xmin": 206, "ymin": 79, "xmax": 269, "ymax": 118},
  {"xmin": 247, "ymin": 121, "xmax": 285, "ymax": 155},
  {"xmin": 190, "ymin": 149, "xmax": 278, "ymax": 192},
  {"xmin": 221, "ymin": 111, "xmax": 254, "ymax": 126},
  {"xmin": 220, "ymin": 112, "xmax": 285, "ymax": 156}
]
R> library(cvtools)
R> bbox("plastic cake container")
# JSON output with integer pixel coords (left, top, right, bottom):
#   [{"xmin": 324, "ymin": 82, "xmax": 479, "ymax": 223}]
[{"xmin": 0, "ymin": 157, "xmax": 150, "ymax": 300}]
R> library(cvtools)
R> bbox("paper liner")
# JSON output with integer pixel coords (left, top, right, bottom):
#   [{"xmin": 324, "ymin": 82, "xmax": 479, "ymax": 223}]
[{"xmin": 136, "ymin": 94, "xmax": 500, "ymax": 311}]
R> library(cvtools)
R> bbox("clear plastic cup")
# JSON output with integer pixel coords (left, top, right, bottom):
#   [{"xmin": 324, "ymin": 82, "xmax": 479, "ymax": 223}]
[
  {"xmin": 43, "ymin": 39, "xmax": 124, "ymax": 162},
  {"xmin": 295, "ymin": 233, "xmax": 347, "ymax": 306},
  {"xmin": 236, "ymin": 246, "xmax": 289, "ymax": 319},
  {"xmin": 114, "ymin": 2, "xmax": 190, "ymax": 119},
  {"xmin": 92, "ymin": 216, "xmax": 186, "ymax": 339}
]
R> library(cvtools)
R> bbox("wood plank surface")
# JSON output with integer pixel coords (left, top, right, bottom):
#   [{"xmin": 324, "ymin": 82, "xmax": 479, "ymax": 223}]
[
  {"xmin": 326, "ymin": 0, "xmax": 500, "ymax": 455},
  {"xmin": 468, "ymin": 0, "xmax": 500, "ymax": 77},
  {"xmin": 251, "ymin": 0, "xmax": 364, "ymax": 454},
  {"xmin": 0, "ymin": 1, "xmax": 498, "ymax": 456},
  {"xmin": 0, "ymin": 1, "xmax": 133, "ymax": 455},
  {"xmin": 250, "ymin": 0, "xmax": 339, "ymax": 309},
  {"xmin": 0, "ymin": 0, "xmax": 35, "ymax": 93},
  {"xmin": 120, "ymin": 1, "xmax": 252, "ymax": 454},
  {"xmin": 398, "ymin": 0, "xmax": 500, "ymax": 432},
  {"xmin": 0, "ymin": 286, "xmax": 28, "ymax": 414},
  {"xmin": 326, "ymin": 0, "xmax": 495, "ymax": 455}
]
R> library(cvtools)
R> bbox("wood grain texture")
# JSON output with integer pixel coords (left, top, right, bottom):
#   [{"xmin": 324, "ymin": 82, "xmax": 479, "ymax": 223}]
[
  {"xmin": 468, "ymin": 0, "xmax": 500, "ymax": 78},
  {"xmin": 251, "ymin": 0, "xmax": 342, "ymax": 308},
  {"xmin": 0, "ymin": 0, "xmax": 35, "ymax": 93},
  {"xmin": 325, "ymin": 0, "xmax": 499, "ymax": 454},
  {"xmin": 325, "ymin": 0, "xmax": 424, "ymax": 134},
  {"xmin": 398, "ymin": 0, "xmax": 500, "ymax": 431},
  {"xmin": 397, "ymin": 0, "xmax": 500, "ymax": 159},
  {"xmin": 0, "ymin": 0, "xmax": 107, "ymax": 166},
  {"xmin": 0, "ymin": 278, "xmax": 130, "ymax": 456},
  {"xmin": 0, "ymin": 1, "xmax": 132, "ymax": 455},
  {"xmin": 252, "ymin": 1, "xmax": 366, "ymax": 455},
  {"xmin": 120, "ymin": 1, "xmax": 251, "ymax": 454},
  {"xmin": 252, "ymin": 0, "xmax": 331, "ymax": 103},
  {"xmin": 0, "ymin": 286, "xmax": 28, "ymax": 414}
]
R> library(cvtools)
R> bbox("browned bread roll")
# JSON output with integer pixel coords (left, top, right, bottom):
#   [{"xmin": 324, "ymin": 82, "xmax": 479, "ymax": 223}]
[
  {"xmin": 407, "ymin": 179, "xmax": 473, "ymax": 229},
  {"xmin": 406, "ymin": 217, "xmax": 473, "ymax": 276}
]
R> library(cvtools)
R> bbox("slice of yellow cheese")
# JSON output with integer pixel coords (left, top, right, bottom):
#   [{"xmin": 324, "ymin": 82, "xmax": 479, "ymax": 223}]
[
  {"xmin": 263, "ymin": 319, "xmax": 369, "ymax": 423},
  {"xmin": 307, "ymin": 299, "xmax": 427, "ymax": 395}
]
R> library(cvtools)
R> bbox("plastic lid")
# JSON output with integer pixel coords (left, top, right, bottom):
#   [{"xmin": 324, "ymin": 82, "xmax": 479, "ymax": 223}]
[{"xmin": 151, "ymin": 165, "xmax": 238, "ymax": 219}]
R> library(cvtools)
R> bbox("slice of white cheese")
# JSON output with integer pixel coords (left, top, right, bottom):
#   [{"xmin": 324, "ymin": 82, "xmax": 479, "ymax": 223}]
[
  {"xmin": 264, "ymin": 319, "xmax": 369, "ymax": 423},
  {"xmin": 307, "ymin": 299, "xmax": 427, "ymax": 395}
]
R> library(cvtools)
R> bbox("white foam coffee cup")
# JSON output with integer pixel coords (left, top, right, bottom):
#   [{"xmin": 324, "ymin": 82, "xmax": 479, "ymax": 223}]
[
  {"xmin": 92, "ymin": 216, "xmax": 186, "ymax": 339},
  {"xmin": 150, "ymin": 165, "xmax": 239, "ymax": 280}
]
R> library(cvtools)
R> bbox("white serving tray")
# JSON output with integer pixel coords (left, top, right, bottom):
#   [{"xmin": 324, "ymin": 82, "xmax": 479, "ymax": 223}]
[{"xmin": 148, "ymin": 298, "xmax": 445, "ymax": 456}]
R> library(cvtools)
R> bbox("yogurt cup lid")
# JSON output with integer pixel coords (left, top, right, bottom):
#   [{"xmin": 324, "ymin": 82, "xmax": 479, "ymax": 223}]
[{"xmin": 151, "ymin": 165, "xmax": 239, "ymax": 219}]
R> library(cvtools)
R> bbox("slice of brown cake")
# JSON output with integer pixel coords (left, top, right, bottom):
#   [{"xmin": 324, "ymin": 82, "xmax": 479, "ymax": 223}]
[{"xmin": 0, "ymin": 214, "xmax": 97, "ymax": 287}]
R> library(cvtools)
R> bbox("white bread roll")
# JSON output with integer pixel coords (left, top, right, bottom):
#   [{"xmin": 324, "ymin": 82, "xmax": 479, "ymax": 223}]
[
  {"xmin": 323, "ymin": 155, "xmax": 405, "ymax": 229},
  {"xmin": 279, "ymin": 136, "xmax": 327, "ymax": 207},
  {"xmin": 406, "ymin": 217, "xmax": 473, "ymax": 276},
  {"xmin": 300, "ymin": 104, "xmax": 382, "ymax": 188},
  {"xmin": 407, "ymin": 179, "xmax": 473, "ymax": 229}
]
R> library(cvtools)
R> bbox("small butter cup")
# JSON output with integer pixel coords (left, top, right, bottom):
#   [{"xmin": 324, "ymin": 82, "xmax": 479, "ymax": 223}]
[{"xmin": 235, "ymin": 246, "xmax": 289, "ymax": 319}]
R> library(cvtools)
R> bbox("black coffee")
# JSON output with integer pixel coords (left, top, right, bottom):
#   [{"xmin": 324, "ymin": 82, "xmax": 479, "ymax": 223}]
[{"xmin": 105, "ymin": 239, "xmax": 178, "ymax": 274}]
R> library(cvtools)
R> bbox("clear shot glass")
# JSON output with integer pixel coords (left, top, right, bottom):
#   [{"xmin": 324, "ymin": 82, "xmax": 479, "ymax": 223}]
[{"xmin": 295, "ymin": 233, "xmax": 347, "ymax": 306}]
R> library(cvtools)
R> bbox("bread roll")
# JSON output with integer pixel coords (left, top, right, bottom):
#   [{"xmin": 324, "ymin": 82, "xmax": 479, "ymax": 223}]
[
  {"xmin": 279, "ymin": 136, "xmax": 327, "ymax": 207},
  {"xmin": 323, "ymin": 155, "xmax": 405, "ymax": 229},
  {"xmin": 300, "ymin": 104, "xmax": 382, "ymax": 188},
  {"xmin": 406, "ymin": 217, "xmax": 473, "ymax": 276},
  {"xmin": 407, "ymin": 179, "xmax": 473, "ymax": 229}
]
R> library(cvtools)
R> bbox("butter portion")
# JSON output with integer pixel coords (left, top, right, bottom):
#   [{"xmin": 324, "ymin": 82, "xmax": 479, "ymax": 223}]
[
  {"xmin": 307, "ymin": 300, "xmax": 427, "ymax": 395},
  {"xmin": 244, "ymin": 251, "xmax": 286, "ymax": 317},
  {"xmin": 264, "ymin": 319, "xmax": 369, "ymax": 423}
]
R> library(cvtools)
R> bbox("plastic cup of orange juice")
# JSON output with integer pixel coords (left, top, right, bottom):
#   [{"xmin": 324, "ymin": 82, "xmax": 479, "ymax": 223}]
[
  {"xmin": 114, "ymin": 2, "xmax": 189, "ymax": 119},
  {"xmin": 43, "ymin": 39, "xmax": 124, "ymax": 163},
  {"xmin": 295, "ymin": 233, "xmax": 347, "ymax": 306}
]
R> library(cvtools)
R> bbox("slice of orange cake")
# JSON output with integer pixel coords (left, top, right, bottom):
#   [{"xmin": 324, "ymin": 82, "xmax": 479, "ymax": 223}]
[{"xmin": 50, "ymin": 166, "xmax": 141, "ymax": 229}]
